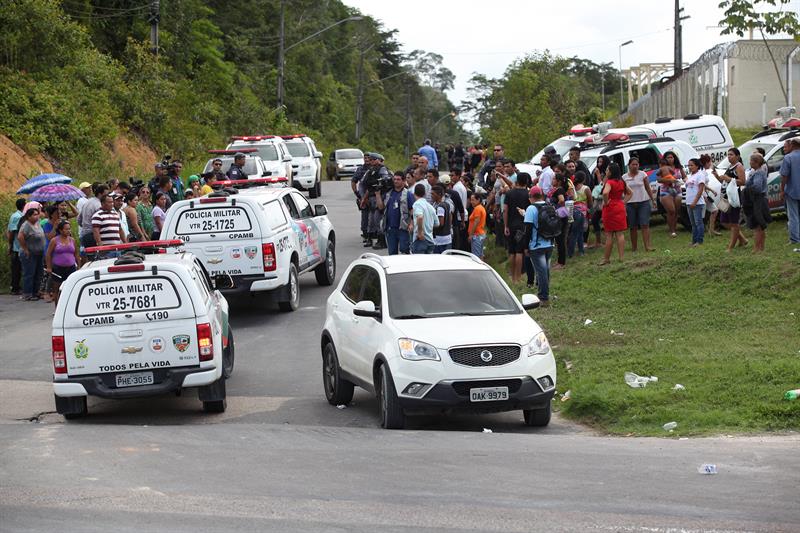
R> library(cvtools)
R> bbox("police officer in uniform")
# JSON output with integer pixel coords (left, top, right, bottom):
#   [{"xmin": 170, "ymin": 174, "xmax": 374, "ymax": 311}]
[
  {"xmin": 226, "ymin": 153, "xmax": 248, "ymax": 180},
  {"xmin": 360, "ymin": 153, "xmax": 390, "ymax": 249},
  {"xmin": 352, "ymin": 153, "xmax": 373, "ymax": 245}
]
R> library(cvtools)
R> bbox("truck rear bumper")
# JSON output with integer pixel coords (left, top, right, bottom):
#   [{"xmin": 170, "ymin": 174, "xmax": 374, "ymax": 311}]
[{"xmin": 54, "ymin": 365, "xmax": 219, "ymax": 399}]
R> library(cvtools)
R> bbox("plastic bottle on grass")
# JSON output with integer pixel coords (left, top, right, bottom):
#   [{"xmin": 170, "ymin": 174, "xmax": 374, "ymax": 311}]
[{"xmin": 784, "ymin": 389, "xmax": 800, "ymax": 400}]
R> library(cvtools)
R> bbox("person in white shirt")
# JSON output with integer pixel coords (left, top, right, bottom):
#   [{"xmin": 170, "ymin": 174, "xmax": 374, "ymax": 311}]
[
  {"xmin": 76, "ymin": 182, "xmax": 93, "ymax": 213},
  {"xmin": 623, "ymin": 157, "xmax": 655, "ymax": 252},
  {"xmin": 537, "ymin": 153, "xmax": 555, "ymax": 195}
]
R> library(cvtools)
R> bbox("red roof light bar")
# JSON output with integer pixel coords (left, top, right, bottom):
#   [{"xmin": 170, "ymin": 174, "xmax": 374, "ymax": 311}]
[
  {"xmin": 85, "ymin": 240, "xmax": 183, "ymax": 254},
  {"xmin": 207, "ymin": 148, "xmax": 258, "ymax": 154}
]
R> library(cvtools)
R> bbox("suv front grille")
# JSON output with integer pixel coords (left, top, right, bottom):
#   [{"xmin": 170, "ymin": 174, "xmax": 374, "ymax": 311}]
[
  {"xmin": 448, "ymin": 345, "xmax": 520, "ymax": 367},
  {"xmin": 452, "ymin": 379, "xmax": 522, "ymax": 396}
]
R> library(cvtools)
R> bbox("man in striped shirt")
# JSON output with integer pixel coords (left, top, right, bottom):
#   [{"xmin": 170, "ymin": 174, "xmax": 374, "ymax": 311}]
[{"xmin": 91, "ymin": 194, "xmax": 127, "ymax": 250}]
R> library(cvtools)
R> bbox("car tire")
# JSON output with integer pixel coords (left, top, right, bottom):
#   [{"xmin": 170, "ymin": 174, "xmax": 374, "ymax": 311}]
[
  {"xmin": 314, "ymin": 241, "xmax": 335, "ymax": 286},
  {"xmin": 203, "ymin": 399, "xmax": 226, "ymax": 413},
  {"xmin": 55, "ymin": 394, "xmax": 87, "ymax": 419},
  {"xmin": 278, "ymin": 262, "xmax": 300, "ymax": 312},
  {"xmin": 309, "ymin": 178, "xmax": 320, "ymax": 199},
  {"xmin": 523, "ymin": 403, "xmax": 551, "ymax": 427},
  {"xmin": 323, "ymin": 342, "xmax": 354, "ymax": 406},
  {"xmin": 334, "ymin": 172, "xmax": 340, "ymax": 181},
  {"xmin": 377, "ymin": 364, "xmax": 405, "ymax": 430},
  {"xmin": 223, "ymin": 328, "xmax": 234, "ymax": 379}
]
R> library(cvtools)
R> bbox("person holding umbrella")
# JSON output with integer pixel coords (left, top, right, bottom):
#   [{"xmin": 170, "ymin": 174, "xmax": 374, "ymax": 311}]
[
  {"xmin": 17, "ymin": 207, "xmax": 46, "ymax": 301},
  {"xmin": 45, "ymin": 220, "xmax": 79, "ymax": 310}
]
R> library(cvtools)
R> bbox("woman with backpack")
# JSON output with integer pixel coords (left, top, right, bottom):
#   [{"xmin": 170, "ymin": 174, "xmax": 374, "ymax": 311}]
[{"xmin": 600, "ymin": 163, "xmax": 632, "ymax": 265}]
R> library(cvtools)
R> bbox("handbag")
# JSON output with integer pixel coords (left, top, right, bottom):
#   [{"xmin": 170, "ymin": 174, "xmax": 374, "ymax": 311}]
[
  {"xmin": 717, "ymin": 197, "xmax": 731, "ymax": 212},
  {"xmin": 726, "ymin": 178, "xmax": 741, "ymax": 208}
]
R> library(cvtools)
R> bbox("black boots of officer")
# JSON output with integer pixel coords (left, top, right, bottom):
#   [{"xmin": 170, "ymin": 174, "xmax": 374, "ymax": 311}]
[{"xmin": 372, "ymin": 233, "xmax": 386, "ymax": 250}]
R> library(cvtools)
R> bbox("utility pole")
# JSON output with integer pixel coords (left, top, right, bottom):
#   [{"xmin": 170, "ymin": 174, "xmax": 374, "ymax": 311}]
[
  {"xmin": 276, "ymin": 0, "xmax": 286, "ymax": 109},
  {"xmin": 405, "ymin": 85, "xmax": 412, "ymax": 159},
  {"xmin": 355, "ymin": 47, "xmax": 366, "ymax": 141},
  {"xmin": 674, "ymin": 0, "xmax": 690, "ymax": 77},
  {"xmin": 149, "ymin": 0, "xmax": 160, "ymax": 56},
  {"xmin": 601, "ymin": 72, "xmax": 605, "ymax": 113}
]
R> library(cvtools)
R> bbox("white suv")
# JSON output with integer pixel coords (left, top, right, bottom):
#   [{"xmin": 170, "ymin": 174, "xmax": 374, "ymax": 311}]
[
  {"xmin": 281, "ymin": 135, "xmax": 323, "ymax": 198},
  {"xmin": 227, "ymin": 135, "xmax": 294, "ymax": 185},
  {"xmin": 320, "ymin": 251, "xmax": 556, "ymax": 429}
]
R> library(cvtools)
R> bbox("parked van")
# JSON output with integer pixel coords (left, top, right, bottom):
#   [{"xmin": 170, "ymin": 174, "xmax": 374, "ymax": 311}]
[
  {"xmin": 628, "ymin": 114, "xmax": 734, "ymax": 165},
  {"xmin": 226, "ymin": 135, "xmax": 294, "ymax": 185},
  {"xmin": 160, "ymin": 180, "xmax": 336, "ymax": 311}
]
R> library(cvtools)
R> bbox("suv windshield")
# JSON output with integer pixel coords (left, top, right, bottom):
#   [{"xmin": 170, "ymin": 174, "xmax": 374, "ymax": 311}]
[
  {"xmin": 387, "ymin": 270, "xmax": 520, "ymax": 319},
  {"xmin": 337, "ymin": 149, "xmax": 363, "ymax": 160},
  {"xmin": 287, "ymin": 143, "xmax": 310, "ymax": 158}
]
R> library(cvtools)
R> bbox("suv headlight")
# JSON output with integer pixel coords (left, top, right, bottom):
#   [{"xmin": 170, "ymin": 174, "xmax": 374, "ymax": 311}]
[
  {"xmin": 526, "ymin": 332, "xmax": 550, "ymax": 357},
  {"xmin": 337, "ymin": 163, "xmax": 343, "ymax": 168},
  {"xmin": 398, "ymin": 338, "xmax": 440, "ymax": 361}
]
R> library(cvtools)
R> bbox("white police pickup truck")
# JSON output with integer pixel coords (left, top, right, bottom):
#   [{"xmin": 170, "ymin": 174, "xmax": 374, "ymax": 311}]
[
  {"xmin": 160, "ymin": 179, "xmax": 336, "ymax": 311},
  {"xmin": 52, "ymin": 241, "xmax": 234, "ymax": 418}
]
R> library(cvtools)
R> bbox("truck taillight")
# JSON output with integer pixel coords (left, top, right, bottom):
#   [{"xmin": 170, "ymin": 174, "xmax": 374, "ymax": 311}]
[
  {"xmin": 197, "ymin": 323, "xmax": 213, "ymax": 361},
  {"xmin": 52, "ymin": 336, "xmax": 67, "ymax": 374},
  {"xmin": 262, "ymin": 243, "xmax": 276, "ymax": 272}
]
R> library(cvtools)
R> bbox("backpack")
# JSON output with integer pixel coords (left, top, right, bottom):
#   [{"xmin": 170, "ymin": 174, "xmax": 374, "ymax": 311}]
[{"xmin": 535, "ymin": 203, "xmax": 561, "ymax": 240}]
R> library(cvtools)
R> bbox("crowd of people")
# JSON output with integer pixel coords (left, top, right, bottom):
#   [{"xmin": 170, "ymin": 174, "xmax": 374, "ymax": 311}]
[
  {"xmin": 350, "ymin": 136, "xmax": 800, "ymax": 305},
  {"xmin": 4, "ymin": 154, "xmax": 252, "ymax": 306}
]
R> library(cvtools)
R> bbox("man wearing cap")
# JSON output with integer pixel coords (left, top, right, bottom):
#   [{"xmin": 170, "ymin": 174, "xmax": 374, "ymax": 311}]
[
  {"xmin": 418, "ymin": 139, "xmax": 438, "ymax": 170},
  {"xmin": 352, "ymin": 153, "xmax": 373, "ymax": 245},
  {"xmin": 226, "ymin": 153, "xmax": 248, "ymax": 181},
  {"xmin": 76, "ymin": 182, "xmax": 93, "ymax": 212},
  {"xmin": 360, "ymin": 153, "xmax": 390, "ymax": 249}
]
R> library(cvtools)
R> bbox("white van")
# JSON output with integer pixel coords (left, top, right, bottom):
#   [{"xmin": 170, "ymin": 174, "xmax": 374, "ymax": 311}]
[
  {"xmin": 227, "ymin": 135, "xmax": 294, "ymax": 185},
  {"xmin": 52, "ymin": 242, "xmax": 233, "ymax": 417},
  {"xmin": 160, "ymin": 183, "xmax": 336, "ymax": 311},
  {"xmin": 629, "ymin": 114, "xmax": 734, "ymax": 165}
]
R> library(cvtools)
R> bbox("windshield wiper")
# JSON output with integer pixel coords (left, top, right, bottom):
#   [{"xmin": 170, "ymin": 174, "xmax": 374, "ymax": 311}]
[{"xmin": 393, "ymin": 314, "xmax": 428, "ymax": 319}]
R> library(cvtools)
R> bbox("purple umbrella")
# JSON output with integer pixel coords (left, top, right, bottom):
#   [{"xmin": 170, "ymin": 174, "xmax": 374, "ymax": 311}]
[
  {"xmin": 16, "ymin": 173, "xmax": 72, "ymax": 195},
  {"xmin": 27, "ymin": 184, "xmax": 86, "ymax": 202}
]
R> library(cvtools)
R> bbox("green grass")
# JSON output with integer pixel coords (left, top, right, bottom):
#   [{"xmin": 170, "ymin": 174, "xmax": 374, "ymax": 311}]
[
  {"xmin": 487, "ymin": 220, "xmax": 800, "ymax": 436},
  {"xmin": 730, "ymin": 127, "xmax": 763, "ymax": 147}
]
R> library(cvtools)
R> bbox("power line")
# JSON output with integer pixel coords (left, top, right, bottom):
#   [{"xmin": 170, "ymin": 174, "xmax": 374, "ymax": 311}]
[{"xmin": 58, "ymin": 1, "xmax": 150, "ymax": 13}]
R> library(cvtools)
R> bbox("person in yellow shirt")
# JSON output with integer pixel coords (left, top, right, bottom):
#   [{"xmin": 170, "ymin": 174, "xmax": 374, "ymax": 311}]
[
  {"xmin": 200, "ymin": 174, "xmax": 217, "ymax": 196},
  {"xmin": 467, "ymin": 193, "xmax": 487, "ymax": 260}
]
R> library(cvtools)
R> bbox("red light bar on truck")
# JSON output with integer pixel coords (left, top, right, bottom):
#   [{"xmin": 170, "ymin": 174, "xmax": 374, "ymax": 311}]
[
  {"xmin": 602, "ymin": 133, "xmax": 629, "ymax": 143},
  {"xmin": 280, "ymin": 134, "xmax": 307, "ymax": 139},
  {"xmin": 207, "ymin": 148, "xmax": 258, "ymax": 155},
  {"xmin": 229, "ymin": 135, "xmax": 275, "ymax": 141},
  {"xmin": 569, "ymin": 124, "xmax": 593, "ymax": 135},
  {"xmin": 216, "ymin": 177, "xmax": 288, "ymax": 188},
  {"xmin": 85, "ymin": 240, "xmax": 184, "ymax": 255}
]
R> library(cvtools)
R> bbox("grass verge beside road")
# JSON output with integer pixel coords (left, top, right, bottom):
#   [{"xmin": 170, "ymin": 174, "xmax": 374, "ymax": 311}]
[{"xmin": 487, "ymin": 221, "xmax": 800, "ymax": 436}]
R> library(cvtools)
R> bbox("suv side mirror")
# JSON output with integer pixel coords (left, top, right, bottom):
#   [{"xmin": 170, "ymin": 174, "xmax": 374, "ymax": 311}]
[
  {"xmin": 353, "ymin": 300, "xmax": 381, "ymax": 319},
  {"xmin": 262, "ymin": 171, "xmax": 269, "ymax": 176},
  {"xmin": 521, "ymin": 294, "xmax": 540, "ymax": 310},
  {"xmin": 282, "ymin": 155, "xmax": 292, "ymax": 162},
  {"xmin": 213, "ymin": 274, "xmax": 234, "ymax": 290},
  {"xmin": 314, "ymin": 205, "xmax": 328, "ymax": 217},
  {"xmin": 314, "ymin": 151, "xmax": 323, "ymax": 158}
]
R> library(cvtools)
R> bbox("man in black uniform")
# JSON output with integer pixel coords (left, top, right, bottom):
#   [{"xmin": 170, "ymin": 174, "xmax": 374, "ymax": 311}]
[
  {"xmin": 360, "ymin": 153, "xmax": 390, "ymax": 249},
  {"xmin": 226, "ymin": 153, "xmax": 248, "ymax": 180},
  {"xmin": 352, "ymin": 153, "xmax": 373, "ymax": 245}
]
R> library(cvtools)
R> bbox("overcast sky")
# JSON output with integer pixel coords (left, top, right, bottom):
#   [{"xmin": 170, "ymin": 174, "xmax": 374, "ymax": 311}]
[{"xmin": 344, "ymin": 0, "xmax": 799, "ymax": 111}]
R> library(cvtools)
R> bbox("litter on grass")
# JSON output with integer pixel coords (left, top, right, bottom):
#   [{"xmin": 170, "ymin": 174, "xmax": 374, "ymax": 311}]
[
  {"xmin": 610, "ymin": 330, "xmax": 625, "ymax": 336},
  {"xmin": 584, "ymin": 319, "xmax": 593, "ymax": 326},
  {"xmin": 482, "ymin": 428, "xmax": 493, "ymax": 433},
  {"xmin": 663, "ymin": 421, "xmax": 678, "ymax": 431},
  {"xmin": 625, "ymin": 372, "xmax": 658, "ymax": 388},
  {"xmin": 673, "ymin": 384, "xmax": 686, "ymax": 391},
  {"xmin": 561, "ymin": 390, "xmax": 571, "ymax": 402},
  {"xmin": 564, "ymin": 360, "xmax": 573, "ymax": 372},
  {"xmin": 698, "ymin": 464, "xmax": 718, "ymax": 475}
]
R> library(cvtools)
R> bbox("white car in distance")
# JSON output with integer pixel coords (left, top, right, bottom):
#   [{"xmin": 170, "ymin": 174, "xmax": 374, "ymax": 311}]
[{"xmin": 320, "ymin": 251, "xmax": 556, "ymax": 429}]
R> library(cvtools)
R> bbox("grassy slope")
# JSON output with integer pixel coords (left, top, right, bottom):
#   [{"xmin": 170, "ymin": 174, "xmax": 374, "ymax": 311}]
[{"xmin": 487, "ymin": 219, "xmax": 800, "ymax": 436}]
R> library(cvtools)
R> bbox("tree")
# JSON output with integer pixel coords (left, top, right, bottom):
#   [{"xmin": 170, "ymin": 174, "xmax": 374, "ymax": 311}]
[{"xmin": 718, "ymin": 0, "xmax": 800, "ymax": 102}]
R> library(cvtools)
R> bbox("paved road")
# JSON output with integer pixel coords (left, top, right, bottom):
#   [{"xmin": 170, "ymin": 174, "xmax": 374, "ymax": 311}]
[{"xmin": 1, "ymin": 181, "xmax": 799, "ymax": 532}]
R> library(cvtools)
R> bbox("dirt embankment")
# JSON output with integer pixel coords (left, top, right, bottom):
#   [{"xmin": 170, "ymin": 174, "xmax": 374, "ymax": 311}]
[
  {"xmin": 0, "ymin": 135, "xmax": 54, "ymax": 194},
  {"xmin": 0, "ymin": 132, "xmax": 158, "ymax": 195}
]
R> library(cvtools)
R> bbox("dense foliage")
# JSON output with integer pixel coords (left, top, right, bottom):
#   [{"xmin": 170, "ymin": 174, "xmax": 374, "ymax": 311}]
[
  {"xmin": 463, "ymin": 53, "xmax": 624, "ymax": 163},
  {"xmin": 0, "ymin": 0, "xmax": 464, "ymax": 177}
]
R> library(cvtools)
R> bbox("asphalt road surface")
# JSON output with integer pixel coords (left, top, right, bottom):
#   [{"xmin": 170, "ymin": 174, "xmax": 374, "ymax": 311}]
[{"xmin": 1, "ymin": 180, "xmax": 799, "ymax": 532}]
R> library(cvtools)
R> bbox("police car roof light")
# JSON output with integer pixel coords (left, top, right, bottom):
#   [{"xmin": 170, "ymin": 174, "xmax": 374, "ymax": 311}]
[
  {"xmin": 216, "ymin": 177, "xmax": 288, "ymax": 189},
  {"xmin": 108, "ymin": 264, "xmax": 145, "ymax": 273},
  {"xmin": 85, "ymin": 240, "xmax": 184, "ymax": 255},
  {"xmin": 230, "ymin": 135, "xmax": 276, "ymax": 141},
  {"xmin": 208, "ymin": 148, "xmax": 258, "ymax": 155},
  {"xmin": 280, "ymin": 134, "xmax": 307, "ymax": 139},
  {"xmin": 569, "ymin": 124, "xmax": 594, "ymax": 135},
  {"xmin": 199, "ymin": 197, "xmax": 228, "ymax": 204}
]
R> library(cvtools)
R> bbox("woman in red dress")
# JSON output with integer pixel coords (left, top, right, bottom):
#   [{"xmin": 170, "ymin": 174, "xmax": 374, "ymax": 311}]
[{"xmin": 600, "ymin": 162, "xmax": 632, "ymax": 265}]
